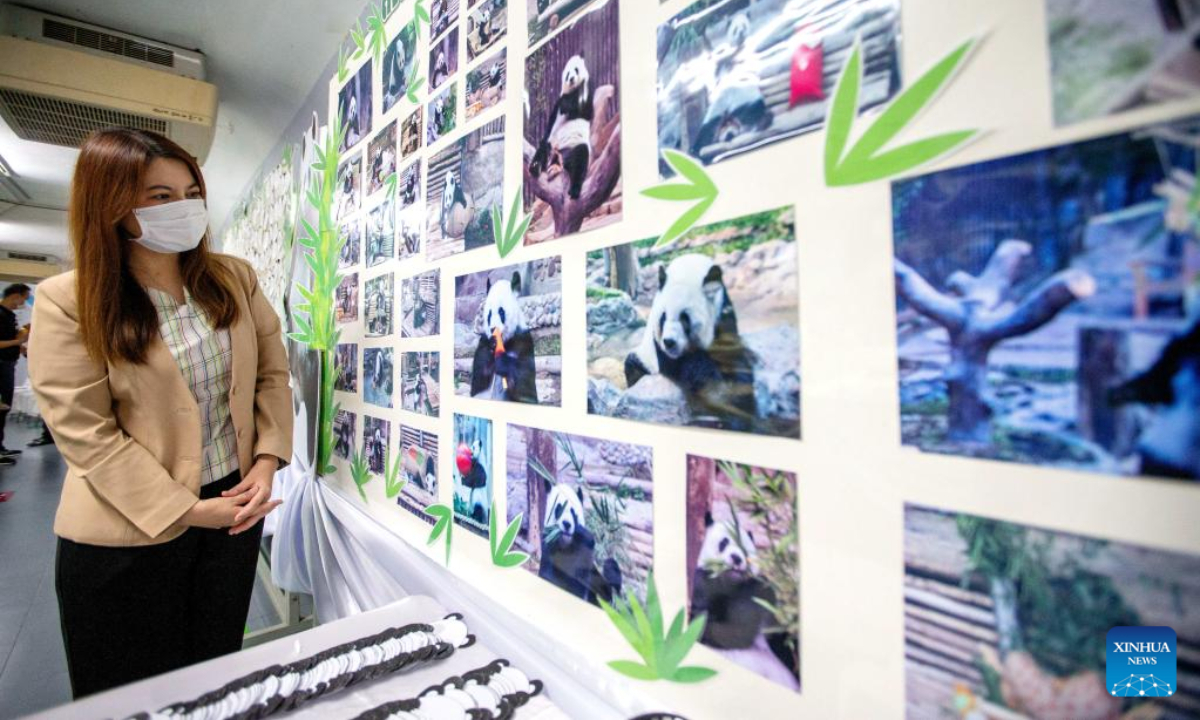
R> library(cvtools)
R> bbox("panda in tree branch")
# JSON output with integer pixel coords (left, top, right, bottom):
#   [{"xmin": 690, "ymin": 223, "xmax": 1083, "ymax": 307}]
[
  {"xmin": 470, "ymin": 270, "xmax": 539, "ymax": 403},
  {"xmin": 624, "ymin": 254, "xmax": 758, "ymax": 431},
  {"xmin": 529, "ymin": 54, "xmax": 594, "ymax": 201}
]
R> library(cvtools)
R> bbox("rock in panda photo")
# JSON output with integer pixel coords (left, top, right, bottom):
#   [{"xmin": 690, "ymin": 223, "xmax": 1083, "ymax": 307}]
[
  {"xmin": 529, "ymin": 54, "xmax": 594, "ymax": 200},
  {"xmin": 624, "ymin": 253, "xmax": 758, "ymax": 431},
  {"xmin": 538, "ymin": 481, "xmax": 622, "ymax": 604},
  {"xmin": 469, "ymin": 270, "xmax": 539, "ymax": 404}
]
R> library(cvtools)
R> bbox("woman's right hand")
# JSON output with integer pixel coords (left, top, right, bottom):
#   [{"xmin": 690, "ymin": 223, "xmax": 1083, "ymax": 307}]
[{"xmin": 180, "ymin": 496, "xmax": 278, "ymax": 529}]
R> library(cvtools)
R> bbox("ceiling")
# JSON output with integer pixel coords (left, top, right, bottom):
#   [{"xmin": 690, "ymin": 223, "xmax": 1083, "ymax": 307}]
[{"xmin": 0, "ymin": 0, "xmax": 359, "ymax": 260}]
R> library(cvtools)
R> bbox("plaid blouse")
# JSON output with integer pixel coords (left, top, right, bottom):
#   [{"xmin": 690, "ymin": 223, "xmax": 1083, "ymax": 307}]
[{"xmin": 148, "ymin": 287, "xmax": 239, "ymax": 485}]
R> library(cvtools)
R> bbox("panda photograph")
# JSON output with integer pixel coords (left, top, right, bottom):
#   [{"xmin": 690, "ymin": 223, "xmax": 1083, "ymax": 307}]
[
  {"xmin": 381, "ymin": 19, "xmax": 418, "ymax": 114},
  {"xmin": 465, "ymin": 50, "xmax": 507, "ymax": 121},
  {"xmin": 401, "ymin": 351, "xmax": 440, "ymax": 417},
  {"xmin": 335, "ymin": 153, "xmax": 362, "ymax": 222},
  {"xmin": 586, "ymin": 206, "xmax": 800, "ymax": 437},
  {"xmin": 453, "ymin": 257, "xmax": 563, "ymax": 406},
  {"xmin": 364, "ymin": 273, "xmax": 394, "ymax": 338},
  {"xmin": 366, "ymin": 121, "xmax": 397, "ymax": 197},
  {"xmin": 526, "ymin": 0, "xmax": 599, "ymax": 47},
  {"xmin": 426, "ymin": 118, "xmax": 505, "ymax": 260},
  {"xmin": 686, "ymin": 455, "xmax": 800, "ymax": 692},
  {"xmin": 333, "ymin": 410, "xmax": 357, "ymax": 461},
  {"xmin": 334, "ymin": 343, "xmax": 358, "ymax": 393},
  {"xmin": 336, "ymin": 272, "xmax": 359, "ymax": 324},
  {"xmin": 397, "ymin": 160, "xmax": 423, "ymax": 261},
  {"xmin": 523, "ymin": 0, "xmax": 622, "ymax": 243},
  {"xmin": 656, "ymin": 0, "xmax": 901, "ymax": 170},
  {"xmin": 401, "ymin": 106, "xmax": 423, "ymax": 159},
  {"xmin": 430, "ymin": 0, "xmax": 459, "ymax": 43},
  {"xmin": 338, "ymin": 59, "xmax": 373, "ymax": 153},
  {"xmin": 364, "ymin": 416, "xmax": 391, "ymax": 477},
  {"xmin": 430, "ymin": 26, "xmax": 460, "ymax": 92},
  {"xmin": 505, "ymin": 425, "xmax": 654, "ymax": 608},
  {"xmin": 363, "ymin": 347, "xmax": 394, "ymax": 409},
  {"xmin": 398, "ymin": 427, "xmax": 439, "ymax": 521},
  {"xmin": 452, "ymin": 414, "xmax": 493, "ymax": 537},
  {"xmin": 401, "ymin": 269, "xmax": 441, "ymax": 338},
  {"xmin": 466, "ymin": 0, "xmax": 506, "ymax": 62},
  {"xmin": 366, "ymin": 198, "xmax": 396, "ymax": 268},
  {"xmin": 426, "ymin": 84, "xmax": 458, "ymax": 147},
  {"xmin": 338, "ymin": 217, "xmax": 361, "ymax": 268}
]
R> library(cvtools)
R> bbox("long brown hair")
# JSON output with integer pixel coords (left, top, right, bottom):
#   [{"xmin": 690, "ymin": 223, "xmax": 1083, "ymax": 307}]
[{"xmin": 70, "ymin": 128, "xmax": 239, "ymax": 365}]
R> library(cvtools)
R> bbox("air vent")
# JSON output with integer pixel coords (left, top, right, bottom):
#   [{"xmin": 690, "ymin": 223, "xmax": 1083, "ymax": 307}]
[
  {"xmin": 41, "ymin": 18, "xmax": 174, "ymax": 68},
  {"xmin": 6, "ymin": 251, "xmax": 51, "ymax": 263},
  {"xmin": 0, "ymin": 88, "xmax": 167, "ymax": 148}
]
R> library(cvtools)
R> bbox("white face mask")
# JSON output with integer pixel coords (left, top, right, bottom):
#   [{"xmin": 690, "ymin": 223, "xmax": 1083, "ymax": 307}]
[{"xmin": 130, "ymin": 198, "xmax": 208, "ymax": 254}]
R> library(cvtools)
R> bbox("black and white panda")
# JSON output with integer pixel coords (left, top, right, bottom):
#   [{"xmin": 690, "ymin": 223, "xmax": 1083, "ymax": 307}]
[
  {"xmin": 475, "ymin": 7, "xmax": 493, "ymax": 47},
  {"xmin": 470, "ymin": 271, "xmax": 539, "ymax": 403},
  {"xmin": 529, "ymin": 54, "xmax": 594, "ymax": 200},
  {"xmin": 440, "ymin": 169, "xmax": 469, "ymax": 238},
  {"xmin": 690, "ymin": 511, "xmax": 798, "ymax": 690},
  {"xmin": 538, "ymin": 481, "xmax": 622, "ymax": 604},
  {"xmin": 624, "ymin": 254, "xmax": 758, "ymax": 431},
  {"xmin": 432, "ymin": 47, "xmax": 450, "ymax": 89}
]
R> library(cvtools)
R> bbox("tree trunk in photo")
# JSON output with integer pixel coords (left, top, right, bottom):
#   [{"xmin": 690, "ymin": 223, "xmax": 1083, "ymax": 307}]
[
  {"xmin": 1078, "ymin": 327, "xmax": 1135, "ymax": 457},
  {"xmin": 990, "ymin": 576, "xmax": 1020, "ymax": 655},
  {"xmin": 610, "ymin": 243, "xmax": 638, "ymax": 300},
  {"xmin": 526, "ymin": 429, "xmax": 556, "ymax": 563},
  {"xmin": 895, "ymin": 240, "xmax": 1096, "ymax": 445},
  {"xmin": 945, "ymin": 339, "xmax": 993, "ymax": 444},
  {"xmin": 685, "ymin": 455, "xmax": 714, "ymax": 605}
]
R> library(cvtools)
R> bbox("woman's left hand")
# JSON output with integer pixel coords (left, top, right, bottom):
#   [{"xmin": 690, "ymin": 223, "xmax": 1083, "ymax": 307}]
[{"xmin": 222, "ymin": 455, "xmax": 280, "ymax": 535}]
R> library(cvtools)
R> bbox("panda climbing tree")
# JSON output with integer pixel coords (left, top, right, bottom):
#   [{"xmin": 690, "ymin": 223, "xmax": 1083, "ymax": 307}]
[{"xmin": 523, "ymin": 53, "xmax": 622, "ymax": 237}]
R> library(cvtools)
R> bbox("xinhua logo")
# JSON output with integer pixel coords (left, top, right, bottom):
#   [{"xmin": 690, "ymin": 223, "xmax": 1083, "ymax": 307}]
[{"xmin": 1106, "ymin": 626, "xmax": 1176, "ymax": 698}]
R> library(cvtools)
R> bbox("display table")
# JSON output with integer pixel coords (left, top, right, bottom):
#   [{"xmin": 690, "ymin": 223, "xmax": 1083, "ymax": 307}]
[{"xmin": 26, "ymin": 595, "xmax": 569, "ymax": 720}]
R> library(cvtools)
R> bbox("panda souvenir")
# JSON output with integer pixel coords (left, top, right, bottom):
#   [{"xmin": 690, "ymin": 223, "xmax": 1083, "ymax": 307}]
[
  {"xmin": 470, "ymin": 271, "xmax": 539, "ymax": 404},
  {"xmin": 625, "ymin": 254, "xmax": 758, "ymax": 431},
  {"xmin": 529, "ymin": 54, "xmax": 593, "ymax": 200},
  {"xmin": 538, "ymin": 481, "xmax": 622, "ymax": 604}
]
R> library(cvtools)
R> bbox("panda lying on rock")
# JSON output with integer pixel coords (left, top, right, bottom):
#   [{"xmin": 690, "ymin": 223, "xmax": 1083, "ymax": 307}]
[
  {"xmin": 538, "ymin": 481, "xmax": 622, "ymax": 604},
  {"xmin": 470, "ymin": 271, "xmax": 539, "ymax": 403},
  {"xmin": 625, "ymin": 254, "xmax": 758, "ymax": 431},
  {"xmin": 691, "ymin": 511, "xmax": 799, "ymax": 691}
]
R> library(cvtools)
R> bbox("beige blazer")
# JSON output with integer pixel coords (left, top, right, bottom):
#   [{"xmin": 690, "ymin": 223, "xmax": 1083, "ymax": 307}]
[{"xmin": 28, "ymin": 255, "xmax": 293, "ymax": 547}]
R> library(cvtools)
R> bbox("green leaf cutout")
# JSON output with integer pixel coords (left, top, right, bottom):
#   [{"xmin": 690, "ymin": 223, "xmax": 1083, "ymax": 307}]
[
  {"xmin": 825, "ymin": 37, "xmax": 979, "ymax": 186},
  {"xmin": 349, "ymin": 446, "xmax": 371, "ymax": 502},
  {"xmin": 384, "ymin": 172, "xmax": 398, "ymax": 199},
  {"xmin": 642, "ymin": 150, "xmax": 718, "ymax": 247},
  {"xmin": 488, "ymin": 501, "xmax": 530, "ymax": 568},
  {"xmin": 337, "ymin": 44, "xmax": 350, "ymax": 84},
  {"xmin": 405, "ymin": 59, "xmax": 425, "ymax": 105},
  {"xmin": 427, "ymin": 504, "xmax": 453, "ymax": 565},
  {"xmin": 367, "ymin": 3, "xmax": 387, "ymax": 65},
  {"xmin": 384, "ymin": 451, "xmax": 406, "ymax": 499},
  {"xmin": 494, "ymin": 190, "xmax": 532, "ymax": 259},
  {"xmin": 414, "ymin": 0, "xmax": 430, "ymax": 27},
  {"xmin": 599, "ymin": 572, "xmax": 716, "ymax": 683}
]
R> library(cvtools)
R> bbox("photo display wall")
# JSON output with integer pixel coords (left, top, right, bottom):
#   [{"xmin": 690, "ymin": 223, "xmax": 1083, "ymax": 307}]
[{"xmin": 221, "ymin": 0, "xmax": 1200, "ymax": 716}]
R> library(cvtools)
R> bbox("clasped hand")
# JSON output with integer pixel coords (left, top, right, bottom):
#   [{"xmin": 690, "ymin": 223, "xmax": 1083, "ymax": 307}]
[{"xmin": 181, "ymin": 456, "xmax": 282, "ymax": 535}]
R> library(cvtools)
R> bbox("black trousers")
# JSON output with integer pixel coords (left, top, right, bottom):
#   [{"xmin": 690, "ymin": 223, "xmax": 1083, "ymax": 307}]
[
  {"xmin": 55, "ymin": 471, "xmax": 263, "ymax": 698},
  {"xmin": 0, "ymin": 359, "xmax": 15, "ymax": 449}
]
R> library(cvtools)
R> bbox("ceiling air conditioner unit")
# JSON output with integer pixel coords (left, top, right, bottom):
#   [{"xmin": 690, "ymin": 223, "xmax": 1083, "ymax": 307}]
[{"xmin": 0, "ymin": 6, "xmax": 217, "ymax": 163}]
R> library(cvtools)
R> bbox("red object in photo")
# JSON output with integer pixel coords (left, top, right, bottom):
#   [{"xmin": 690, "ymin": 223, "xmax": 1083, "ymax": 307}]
[
  {"xmin": 789, "ymin": 37, "xmax": 825, "ymax": 107},
  {"xmin": 455, "ymin": 442, "xmax": 473, "ymax": 475},
  {"xmin": 0, "ymin": 491, "xmax": 12, "ymax": 503}
]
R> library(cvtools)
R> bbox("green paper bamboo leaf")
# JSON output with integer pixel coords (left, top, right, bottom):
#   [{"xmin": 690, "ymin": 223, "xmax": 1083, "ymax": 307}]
[
  {"xmin": 505, "ymin": 191, "xmax": 521, "ymax": 242},
  {"xmin": 415, "ymin": 1, "xmax": 430, "ymax": 24},
  {"xmin": 840, "ymin": 38, "xmax": 974, "ymax": 168},
  {"xmin": 662, "ymin": 150, "xmax": 713, "ymax": 191},
  {"xmin": 645, "ymin": 575, "xmax": 664, "ymax": 645},
  {"xmin": 823, "ymin": 39, "xmax": 862, "ymax": 182},
  {"xmin": 489, "ymin": 502, "xmax": 529, "ymax": 569},
  {"xmin": 491, "ymin": 206, "xmax": 505, "ymax": 253},
  {"xmin": 661, "ymin": 612, "xmax": 707, "ymax": 672},
  {"xmin": 641, "ymin": 183, "xmax": 710, "ymax": 202},
  {"xmin": 836, "ymin": 130, "xmax": 977, "ymax": 185},
  {"xmin": 287, "ymin": 331, "xmax": 311, "ymax": 343},
  {"xmin": 655, "ymin": 197, "xmax": 714, "ymax": 248},
  {"xmin": 670, "ymin": 666, "xmax": 718, "ymax": 684},
  {"xmin": 608, "ymin": 661, "xmax": 658, "ymax": 681},
  {"xmin": 600, "ymin": 598, "xmax": 644, "ymax": 651},
  {"xmin": 496, "ymin": 551, "xmax": 530, "ymax": 568},
  {"xmin": 426, "ymin": 504, "xmax": 453, "ymax": 564},
  {"xmin": 512, "ymin": 215, "xmax": 533, "ymax": 248}
]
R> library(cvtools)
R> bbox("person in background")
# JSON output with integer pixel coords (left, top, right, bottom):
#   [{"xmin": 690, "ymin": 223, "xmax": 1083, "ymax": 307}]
[
  {"xmin": 18, "ymin": 327, "xmax": 56, "ymax": 448},
  {"xmin": 0, "ymin": 282, "xmax": 32, "ymax": 464},
  {"xmin": 28, "ymin": 128, "xmax": 293, "ymax": 698}
]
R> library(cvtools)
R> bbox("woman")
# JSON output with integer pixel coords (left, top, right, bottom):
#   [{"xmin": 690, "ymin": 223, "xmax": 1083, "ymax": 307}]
[{"xmin": 28, "ymin": 128, "xmax": 293, "ymax": 698}]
